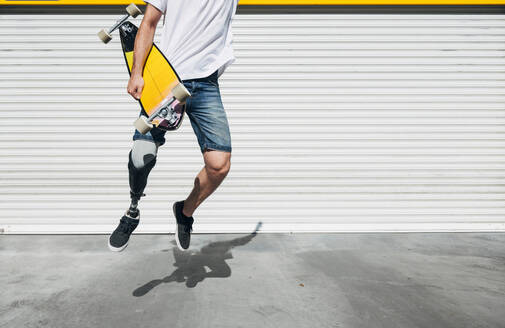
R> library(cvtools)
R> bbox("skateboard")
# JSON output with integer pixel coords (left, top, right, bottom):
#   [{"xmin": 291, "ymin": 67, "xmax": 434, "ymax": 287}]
[{"xmin": 98, "ymin": 4, "xmax": 191, "ymax": 134}]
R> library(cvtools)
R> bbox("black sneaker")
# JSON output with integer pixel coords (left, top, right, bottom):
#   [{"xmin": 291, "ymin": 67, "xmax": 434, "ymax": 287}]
[
  {"xmin": 172, "ymin": 201, "xmax": 194, "ymax": 250},
  {"xmin": 108, "ymin": 211, "xmax": 139, "ymax": 252}
]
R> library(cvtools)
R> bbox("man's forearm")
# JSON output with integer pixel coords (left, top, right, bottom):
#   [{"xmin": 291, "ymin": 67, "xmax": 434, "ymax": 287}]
[{"xmin": 131, "ymin": 21, "xmax": 156, "ymax": 77}]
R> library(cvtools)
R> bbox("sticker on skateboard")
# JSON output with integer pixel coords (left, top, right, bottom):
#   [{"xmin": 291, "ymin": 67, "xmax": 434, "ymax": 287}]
[{"xmin": 98, "ymin": 4, "xmax": 191, "ymax": 134}]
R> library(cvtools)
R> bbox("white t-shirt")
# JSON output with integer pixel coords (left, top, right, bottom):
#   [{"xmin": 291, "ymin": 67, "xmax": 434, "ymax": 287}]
[{"xmin": 144, "ymin": 0, "xmax": 238, "ymax": 81}]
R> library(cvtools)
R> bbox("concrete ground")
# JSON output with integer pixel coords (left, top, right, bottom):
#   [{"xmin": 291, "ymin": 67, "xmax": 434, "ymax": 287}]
[{"xmin": 1, "ymin": 233, "xmax": 504, "ymax": 328}]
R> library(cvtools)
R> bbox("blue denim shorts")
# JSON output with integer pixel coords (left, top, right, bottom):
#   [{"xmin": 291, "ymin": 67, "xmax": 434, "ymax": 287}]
[{"xmin": 133, "ymin": 71, "xmax": 232, "ymax": 153}]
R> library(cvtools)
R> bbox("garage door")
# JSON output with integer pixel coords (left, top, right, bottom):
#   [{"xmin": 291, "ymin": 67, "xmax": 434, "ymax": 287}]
[{"xmin": 1, "ymin": 12, "xmax": 504, "ymax": 233}]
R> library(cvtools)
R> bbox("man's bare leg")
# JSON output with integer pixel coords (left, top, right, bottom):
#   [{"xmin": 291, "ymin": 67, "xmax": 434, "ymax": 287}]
[{"xmin": 183, "ymin": 150, "xmax": 231, "ymax": 217}]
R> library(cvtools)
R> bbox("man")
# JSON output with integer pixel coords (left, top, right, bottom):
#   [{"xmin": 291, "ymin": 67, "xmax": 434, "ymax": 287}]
[{"xmin": 108, "ymin": 0, "xmax": 238, "ymax": 252}]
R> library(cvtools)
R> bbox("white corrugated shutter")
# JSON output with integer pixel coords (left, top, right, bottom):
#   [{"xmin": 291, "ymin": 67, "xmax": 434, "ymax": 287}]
[{"xmin": 1, "ymin": 13, "xmax": 504, "ymax": 233}]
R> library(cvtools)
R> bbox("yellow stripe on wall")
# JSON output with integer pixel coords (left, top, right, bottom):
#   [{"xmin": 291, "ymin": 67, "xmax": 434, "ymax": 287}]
[{"xmin": 2, "ymin": 0, "xmax": 505, "ymax": 4}]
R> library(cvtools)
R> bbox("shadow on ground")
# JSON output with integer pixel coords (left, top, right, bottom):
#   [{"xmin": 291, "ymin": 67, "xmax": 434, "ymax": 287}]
[{"xmin": 133, "ymin": 222, "xmax": 262, "ymax": 296}]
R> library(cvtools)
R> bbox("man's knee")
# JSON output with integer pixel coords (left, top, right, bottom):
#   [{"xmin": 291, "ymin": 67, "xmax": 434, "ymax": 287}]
[
  {"xmin": 204, "ymin": 151, "xmax": 231, "ymax": 180},
  {"xmin": 128, "ymin": 140, "xmax": 159, "ymax": 198},
  {"xmin": 131, "ymin": 140, "xmax": 158, "ymax": 169}
]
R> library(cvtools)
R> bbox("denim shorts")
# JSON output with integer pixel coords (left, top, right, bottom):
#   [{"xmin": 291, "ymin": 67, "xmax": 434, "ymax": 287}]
[{"xmin": 133, "ymin": 70, "xmax": 232, "ymax": 153}]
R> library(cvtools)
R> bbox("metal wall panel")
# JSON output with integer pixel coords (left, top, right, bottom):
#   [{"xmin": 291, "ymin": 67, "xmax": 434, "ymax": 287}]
[{"xmin": 1, "ymin": 14, "xmax": 504, "ymax": 233}]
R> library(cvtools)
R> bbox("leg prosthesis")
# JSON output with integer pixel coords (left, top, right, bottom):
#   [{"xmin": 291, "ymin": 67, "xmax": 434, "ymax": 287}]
[{"xmin": 128, "ymin": 140, "xmax": 158, "ymax": 214}]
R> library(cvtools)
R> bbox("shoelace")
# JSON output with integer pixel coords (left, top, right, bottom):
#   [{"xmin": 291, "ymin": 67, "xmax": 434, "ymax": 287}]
[{"xmin": 118, "ymin": 217, "xmax": 135, "ymax": 234}]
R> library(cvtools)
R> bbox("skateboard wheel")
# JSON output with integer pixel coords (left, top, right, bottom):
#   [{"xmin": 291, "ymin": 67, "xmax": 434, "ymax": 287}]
[
  {"xmin": 134, "ymin": 116, "xmax": 153, "ymax": 134},
  {"xmin": 126, "ymin": 3, "xmax": 142, "ymax": 18},
  {"xmin": 172, "ymin": 83, "xmax": 191, "ymax": 103},
  {"xmin": 98, "ymin": 28, "xmax": 112, "ymax": 44}
]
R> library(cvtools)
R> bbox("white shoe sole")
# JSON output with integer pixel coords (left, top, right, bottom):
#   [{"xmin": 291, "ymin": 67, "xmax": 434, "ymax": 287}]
[{"xmin": 108, "ymin": 239, "xmax": 128, "ymax": 252}]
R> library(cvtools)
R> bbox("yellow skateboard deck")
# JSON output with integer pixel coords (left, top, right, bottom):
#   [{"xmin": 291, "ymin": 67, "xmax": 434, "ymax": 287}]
[{"xmin": 119, "ymin": 21, "xmax": 186, "ymax": 131}]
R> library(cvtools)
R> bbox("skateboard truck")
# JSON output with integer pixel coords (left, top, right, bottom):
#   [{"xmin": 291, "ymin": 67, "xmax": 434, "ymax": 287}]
[
  {"xmin": 134, "ymin": 83, "xmax": 191, "ymax": 134},
  {"xmin": 97, "ymin": 3, "xmax": 142, "ymax": 43}
]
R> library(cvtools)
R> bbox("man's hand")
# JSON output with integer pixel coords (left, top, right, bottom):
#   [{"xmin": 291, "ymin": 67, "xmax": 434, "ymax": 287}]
[
  {"xmin": 127, "ymin": 74, "xmax": 144, "ymax": 100},
  {"xmin": 127, "ymin": 4, "xmax": 162, "ymax": 100}
]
